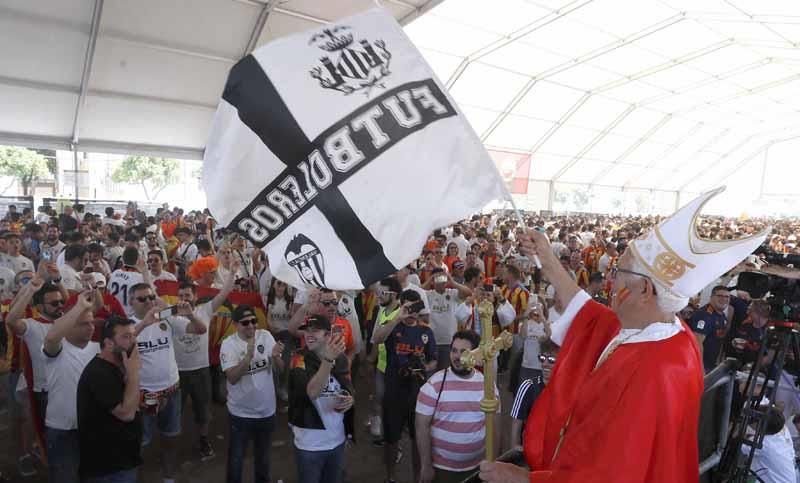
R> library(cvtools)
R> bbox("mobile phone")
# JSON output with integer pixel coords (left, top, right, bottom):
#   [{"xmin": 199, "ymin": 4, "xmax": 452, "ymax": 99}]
[
  {"xmin": 42, "ymin": 251, "xmax": 51, "ymax": 262},
  {"xmin": 409, "ymin": 300, "xmax": 425, "ymax": 314},
  {"xmin": 158, "ymin": 305, "xmax": 178, "ymax": 319}
]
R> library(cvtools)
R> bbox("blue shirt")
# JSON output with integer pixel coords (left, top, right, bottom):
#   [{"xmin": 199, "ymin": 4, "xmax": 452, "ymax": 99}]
[
  {"xmin": 690, "ymin": 304, "xmax": 728, "ymax": 371},
  {"xmin": 384, "ymin": 321, "xmax": 437, "ymax": 379}
]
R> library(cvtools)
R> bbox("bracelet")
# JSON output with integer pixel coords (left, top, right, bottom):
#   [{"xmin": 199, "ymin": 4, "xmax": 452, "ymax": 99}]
[{"xmin": 323, "ymin": 357, "xmax": 335, "ymax": 364}]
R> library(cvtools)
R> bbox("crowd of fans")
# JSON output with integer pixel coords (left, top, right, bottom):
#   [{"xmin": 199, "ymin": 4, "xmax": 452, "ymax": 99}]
[{"xmin": 1, "ymin": 201, "xmax": 799, "ymax": 483}]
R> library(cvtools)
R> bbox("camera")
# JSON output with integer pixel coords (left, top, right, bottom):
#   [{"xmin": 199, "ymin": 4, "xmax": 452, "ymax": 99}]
[{"xmin": 398, "ymin": 353, "xmax": 427, "ymax": 383}]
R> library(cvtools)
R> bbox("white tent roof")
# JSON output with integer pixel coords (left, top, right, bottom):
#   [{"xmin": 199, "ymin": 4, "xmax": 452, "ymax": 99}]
[
  {"xmin": 0, "ymin": 0, "xmax": 439, "ymax": 159},
  {"xmin": 4, "ymin": 0, "xmax": 800, "ymax": 199},
  {"xmin": 405, "ymin": 0, "xmax": 800, "ymax": 195}
]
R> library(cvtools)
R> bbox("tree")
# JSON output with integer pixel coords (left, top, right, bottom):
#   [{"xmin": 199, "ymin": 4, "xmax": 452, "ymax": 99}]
[
  {"xmin": 112, "ymin": 156, "xmax": 179, "ymax": 200},
  {"xmin": 0, "ymin": 146, "xmax": 48, "ymax": 195}
]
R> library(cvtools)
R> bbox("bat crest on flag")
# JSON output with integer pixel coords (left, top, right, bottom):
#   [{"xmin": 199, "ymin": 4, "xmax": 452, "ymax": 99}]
[
  {"xmin": 285, "ymin": 234, "xmax": 326, "ymax": 288},
  {"xmin": 309, "ymin": 25, "xmax": 392, "ymax": 95}
]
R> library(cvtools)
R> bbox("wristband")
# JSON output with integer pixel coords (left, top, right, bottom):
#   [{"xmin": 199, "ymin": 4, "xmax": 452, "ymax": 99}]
[{"xmin": 323, "ymin": 357, "xmax": 335, "ymax": 364}]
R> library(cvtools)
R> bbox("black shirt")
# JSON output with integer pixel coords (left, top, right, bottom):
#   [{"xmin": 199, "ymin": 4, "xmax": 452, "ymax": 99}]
[{"xmin": 77, "ymin": 356, "xmax": 142, "ymax": 477}]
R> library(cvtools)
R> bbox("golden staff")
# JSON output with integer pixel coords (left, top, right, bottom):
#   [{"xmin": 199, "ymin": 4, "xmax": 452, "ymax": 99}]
[{"xmin": 460, "ymin": 298, "xmax": 514, "ymax": 462}]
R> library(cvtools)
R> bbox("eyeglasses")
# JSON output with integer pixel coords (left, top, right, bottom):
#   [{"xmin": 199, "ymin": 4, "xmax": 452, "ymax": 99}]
[
  {"xmin": 609, "ymin": 267, "xmax": 657, "ymax": 295},
  {"xmin": 237, "ymin": 318, "xmax": 256, "ymax": 326},
  {"xmin": 320, "ymin": 300, "xmax": 337, "ymax": 307},
  {"xmin": 135, "ymin": 295, "xmax": 157, "ymax": 303}
]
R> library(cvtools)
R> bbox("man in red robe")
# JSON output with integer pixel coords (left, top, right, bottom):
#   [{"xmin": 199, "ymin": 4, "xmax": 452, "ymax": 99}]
[{"xmin": 479, "ymin": 187, "xmax": 768, "ymax": 483}]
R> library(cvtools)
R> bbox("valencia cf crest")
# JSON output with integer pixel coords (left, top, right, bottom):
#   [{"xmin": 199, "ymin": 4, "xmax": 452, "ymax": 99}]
[
  {"xmin": 159, "ymin": 322, "xmax": 168, "ymax": 331},
  {"xmin": 422, "ymin": 334, "xmax": 429, "ymax": 344},
  {"xmin": 257, "ymin": 344, "xmax": 265, "ymax": 354},
  {"xmin": 285, "ymin": 234, "xmax": 326, "ymax": 288},
  {"xmin": 309, "ymin": 25, "xmax": 391, "ymax": 96},
  {"xmin": 445, "ymin": 295, "xmax": 451, "ymax": 301}
]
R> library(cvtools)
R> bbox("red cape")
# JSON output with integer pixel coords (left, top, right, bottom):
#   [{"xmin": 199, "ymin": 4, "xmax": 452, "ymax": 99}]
[{"xmin": 523, "ymin": 300, "xmax": 703, "ymax": 483}]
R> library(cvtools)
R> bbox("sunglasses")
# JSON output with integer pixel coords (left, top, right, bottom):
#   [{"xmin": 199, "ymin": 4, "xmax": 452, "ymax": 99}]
[
  {"xmin": 538, "ymin": 354, "xmax": 557, "ymax": 364},
  {"xmin": 320, "ymin": 300, "xmax": 337, "ymax": 307},
  {"xmin": 135, "ymin": 295, "xmax": 157, "ymax": 303},
  {"xmin": 237, "ymin": 317, "xmax": 257, "ymax": 326}
]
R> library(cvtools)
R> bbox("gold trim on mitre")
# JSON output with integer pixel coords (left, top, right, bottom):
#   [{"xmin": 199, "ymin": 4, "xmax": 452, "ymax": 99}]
[
  {"xmin": 687, "ymin": 187, "xmax": 771, "ymax": 255},
  {"xmin": 628, "ymin": 234, "xmax": 695, "ymax": 288}
]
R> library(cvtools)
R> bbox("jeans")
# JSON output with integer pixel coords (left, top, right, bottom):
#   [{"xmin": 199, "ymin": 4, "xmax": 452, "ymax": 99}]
[
  {"xmin": 82, "ymin": 468, "xmax": 138, "ymax": 483},
  {"xmin": 46, "ymin": 427, "xmax": 80, "ymax": 483},
  {"xmin": 141, "ymin": 389, "xmax": 182, "ymax": 446},
  {"xmin": 226, "ymin": 413, "xmax": 274, "ymax": 483},
  {"xmin": 295, "ymin": 443, "xmax": 345, "ymax": 483}
]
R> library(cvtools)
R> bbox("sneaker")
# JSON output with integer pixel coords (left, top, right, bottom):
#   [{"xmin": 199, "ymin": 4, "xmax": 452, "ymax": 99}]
[
  {"xmin": 199, "ymin": 438, "xmax": 215, "ymax": 461},
  {"xmin": 18, "ymin": 455, "xmax": 37, "ymax": 477},
  {"xmin": 369, "ymin": 415, "xmax": 382, "ymax": 438}
]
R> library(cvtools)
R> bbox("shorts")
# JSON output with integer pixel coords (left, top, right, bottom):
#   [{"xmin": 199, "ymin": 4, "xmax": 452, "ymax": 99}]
[
  {"xmin": 179, "ymin": 368, "xmax": 211, "ymax": 426},
  {"xmin": 382, "ymin": 381, "xmax": 419, "ymax": 444},
  {"xmin": 141, "ymin": 389, "xmax": 182, "ymax": 446}
]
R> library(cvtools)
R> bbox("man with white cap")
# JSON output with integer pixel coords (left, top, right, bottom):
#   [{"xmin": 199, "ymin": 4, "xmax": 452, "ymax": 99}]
[{"xmin": 479, "ymin": 187, "xmax": 769, "ymax": 483}]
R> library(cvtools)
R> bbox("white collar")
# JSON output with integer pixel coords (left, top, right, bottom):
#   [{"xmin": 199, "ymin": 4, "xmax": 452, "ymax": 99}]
[{"xmin": 613, "ymin": 316, "xmax": 684, "ymax": 346}]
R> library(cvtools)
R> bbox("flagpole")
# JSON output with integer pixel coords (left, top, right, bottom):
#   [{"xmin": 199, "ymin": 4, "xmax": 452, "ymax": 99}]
[{"xmin": 501, "ymin": 186, "xmax": 542, "ymax": 269}]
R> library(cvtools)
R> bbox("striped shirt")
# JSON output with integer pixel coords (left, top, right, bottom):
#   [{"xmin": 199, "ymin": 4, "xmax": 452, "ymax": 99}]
[
  {"xmin": 501, "ymin": 283, "xmax": 530, "ymax": 333},
  {"xmin": 416, "ymin": 369, "xmax": 499, "ymax": 472}
]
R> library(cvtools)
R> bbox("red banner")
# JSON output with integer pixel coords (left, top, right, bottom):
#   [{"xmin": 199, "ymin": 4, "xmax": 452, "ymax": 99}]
[
  {"xmin": 153, "ymin": 280, "xmax": 268, "ymax": 366},
  {"xmin": 488, "ymin": 149, "xmax": 531, "ymax": 194}
]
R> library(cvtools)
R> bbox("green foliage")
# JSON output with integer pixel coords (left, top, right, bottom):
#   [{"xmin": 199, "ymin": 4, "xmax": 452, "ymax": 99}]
[
  {"xmin": 0, "ymin": 145, "xmax": 48, "ymax": 195},
  {"xmin": 112, "ymin": 156, "xmax": 179, "ymax": 200}
]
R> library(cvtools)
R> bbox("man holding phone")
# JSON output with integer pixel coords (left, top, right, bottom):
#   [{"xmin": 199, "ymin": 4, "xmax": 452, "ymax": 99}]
[
  {"xmin": 288, "ymin": 314, "xmax": 354, "ymax": 483},
  {"xmin": 371, "ymin": 290, "xmax": 437, "ymax": 483}
]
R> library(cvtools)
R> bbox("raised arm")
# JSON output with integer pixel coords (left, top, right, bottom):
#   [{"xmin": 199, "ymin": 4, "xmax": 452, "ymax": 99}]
[
  {"xmin": 7, "ymin": 276, "xmax": 44, "ymax": 336},
  {"xmin": 371, "ymin": 305, "xmax": 409, "ymax": 344},
  {"xmin": 519, "ymin": 230, "xmax": 580, "ymax": 316},
  {"xmin": 44, "ymin": 291, "xmax": 94, "ymax": 356},
  {"xmin": 210, "ymin": 259, "xmax": 238, "ymax": 312}
]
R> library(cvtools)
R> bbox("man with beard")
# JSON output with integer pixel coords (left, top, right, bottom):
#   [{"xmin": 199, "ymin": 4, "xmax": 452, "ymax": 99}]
[
  {"xmin": 416, "ymin": 330, "xmax": 500, "ymax": 483},
  {"xmin": 40, "ymin": 225, "xmax": 65, "ymax": 265},
  {"xmin": 7, "ymin": 278, "xmax": 67, "ymax": 431},
  {"xmin": 77, "ymin": 314, "xmax": 148, "ymax": 483},
  {"xmin": 42, "ymin": 291, "xmax": 99, "ymax": 483}
]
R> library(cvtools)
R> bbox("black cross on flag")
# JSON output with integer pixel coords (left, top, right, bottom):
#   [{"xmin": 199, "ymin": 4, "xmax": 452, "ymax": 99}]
[{"xmin": 203, "ymin": 8, "xmax": 508, "ymax": 290}]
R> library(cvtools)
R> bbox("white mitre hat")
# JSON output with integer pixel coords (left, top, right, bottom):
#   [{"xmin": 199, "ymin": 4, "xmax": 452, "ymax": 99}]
[{"xmin": 628, "ymin": 187, "xmax": 770, "ymax": 311}]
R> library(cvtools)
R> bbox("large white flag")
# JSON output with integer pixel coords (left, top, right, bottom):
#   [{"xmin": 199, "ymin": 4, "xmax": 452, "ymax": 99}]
[{"xmin": 203, "ymin": 7, "xmax": 507, "ymax": 290}]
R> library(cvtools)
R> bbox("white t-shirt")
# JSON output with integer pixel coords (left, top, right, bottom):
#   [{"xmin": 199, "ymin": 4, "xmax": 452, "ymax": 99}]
[
  {"xmin": 268, "ymin": 298, "xmax": 292, "ymax": 332},
  {"xmin": 152, "ymin": 270, "xmax": 177, "ymax": 282},
  {"xmin": 0, "ymin": 266, "xmax": 15, "ymax": 300},
  {"xmin": 291, "ymin": 373, "xmax": 346, "ymax": 451},
  {"xmin": 220, "ymin": 330, "xmax": 277, "ymax": 418},
  {"xmin": 135, "ymin": 316, "xmax": 180, "ymax": 392},
  {"xmin": 2, "ymin": 254, "xmax": 34, "ymax": 274},
  {"xmin": 598, "ymin": 254, "xmax": 612, "ymax": 275},
  {"xmin": 21, "ymin": 319, "xmax": 52, "ymax": 392},
  {"xmin": 337, "ymin": 291, "xmax": 362, "ymax": 355},
  {"xmin": 44, "ymin": 340, "xmax": 100, "ymax": 430},
  {"xmin": 522, "ymin": 321, "xmax": 546, "ymax": 370},
  {"xmin": 426, "ymin": 288, "xmax": 459, "ymax": 347},
  {"xmin": 56, "ymin": 249, "xmax": 67, "ymax": 270},
  {"xmin": 106, "ymin": 246, "xmax": 124, "ymax": 268},
  {"xmin": 40, "ymin": 241, "xmax": 65, "ymax": 264},
  {"xmin": 109, "ymin": 269, "xmax": 146, "ymax": 316},
  {"xmin": 169, "ymin": 303, "xmax": 215, "ymax": 372},
  {"xmin": 747, "ymin": 425, "xmax": 797, "ymax": 483},
  {"xmin": 176, "ymin": 242, "xmax": 198, "ymax": 265},
  {"xmin": 60, "ymin": 263, "xmax": 85, "ymax": 292}
]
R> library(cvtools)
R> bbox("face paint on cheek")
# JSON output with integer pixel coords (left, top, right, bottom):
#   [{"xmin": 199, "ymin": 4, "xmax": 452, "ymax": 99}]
[{"xmin": 615, "ymin": 286, "xmax": 631, "ymax": 305}]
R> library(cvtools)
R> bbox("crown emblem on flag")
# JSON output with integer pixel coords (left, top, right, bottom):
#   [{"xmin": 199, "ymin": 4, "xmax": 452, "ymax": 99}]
[{"xmin": 309, "ymin": 25, "xmax": 392, "ymax": 95}]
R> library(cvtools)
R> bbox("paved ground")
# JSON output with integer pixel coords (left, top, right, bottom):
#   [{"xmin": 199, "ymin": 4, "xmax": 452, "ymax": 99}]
[{"xmin": 1, "ymin": 369, "xmax": 516, "ymax": 483}]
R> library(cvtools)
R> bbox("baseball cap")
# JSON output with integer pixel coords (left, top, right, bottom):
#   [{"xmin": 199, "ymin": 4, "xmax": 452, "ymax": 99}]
[
  {"xmin": 453, "ymin": 260, "xmax": 465, "ymax": 270},
  {"xmin": 232, "ymin": 305, "xmax": 257, "ymax": 323},
  {"xmin": 91, "ymin": 272, "xmax": 107, "ymax": 288},
  {"xmin": 298, "ymin": 314, "xmax": 332, "ymax": 332}
]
